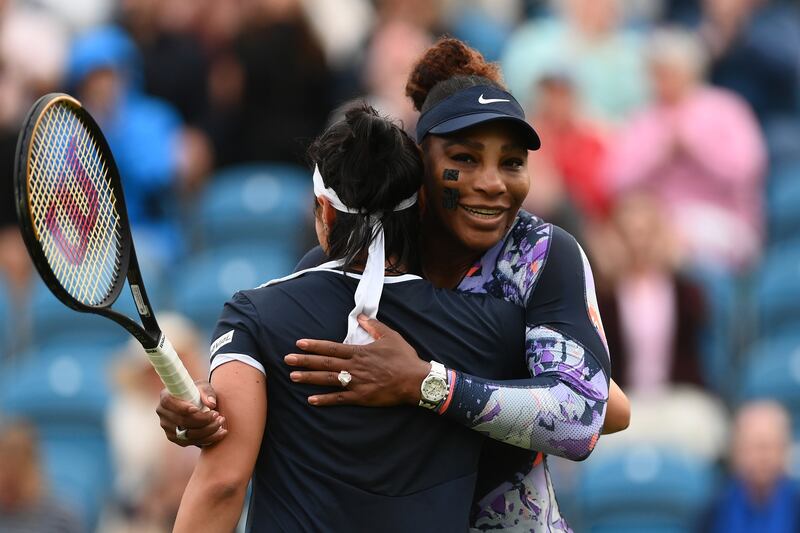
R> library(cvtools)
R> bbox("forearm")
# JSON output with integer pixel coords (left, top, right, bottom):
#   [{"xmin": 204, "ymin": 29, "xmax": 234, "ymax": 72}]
[
  {"xmin": 173, "ymin": 466, "xmax": 249, "ymax": 532},
  {"xmin": 174, "ymin": 360, "xmax": 266, "ymax": 533},
  {"xmin": 440, "ymin": 371, "xmax": 606, "ymax": 460},
  {"xmin": 438, "ymin": 326, "xmax": 608, "ymax": 460}
]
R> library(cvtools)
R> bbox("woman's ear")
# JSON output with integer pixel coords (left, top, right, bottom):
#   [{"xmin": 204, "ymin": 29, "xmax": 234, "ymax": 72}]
[{"xmin": 318, "ymin": 196, "xmax": 337, "ymax": 227}]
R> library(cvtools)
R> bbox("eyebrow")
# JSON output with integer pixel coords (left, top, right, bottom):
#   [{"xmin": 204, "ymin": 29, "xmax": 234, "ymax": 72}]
[
  {"xmin": 443, "ymin": 137, "xmax": 483, "ymax": 150},
  {"xmin": 501, "ymin": 143, "xmax": 527, "ymax": 153},
  {"xmin": 443, "ymin": 138, "xmax": 526, "ymax": 153}
]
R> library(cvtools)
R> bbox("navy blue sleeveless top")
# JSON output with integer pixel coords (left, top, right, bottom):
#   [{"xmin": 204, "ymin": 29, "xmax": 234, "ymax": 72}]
[{"xmin": 210, "ymin": 269, "xmax": 525, "ymax": 532}]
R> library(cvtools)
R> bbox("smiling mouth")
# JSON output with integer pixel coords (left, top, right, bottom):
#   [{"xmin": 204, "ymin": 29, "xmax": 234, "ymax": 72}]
[{"xmin": 460, "ymin": 205, "xmax": 505, "ymax": 219}]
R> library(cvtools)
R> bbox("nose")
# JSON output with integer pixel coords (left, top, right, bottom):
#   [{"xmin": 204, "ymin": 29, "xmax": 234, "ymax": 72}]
[{"xmin": 473, "ymin": 168, "xmax": 507, "ymax": 197}]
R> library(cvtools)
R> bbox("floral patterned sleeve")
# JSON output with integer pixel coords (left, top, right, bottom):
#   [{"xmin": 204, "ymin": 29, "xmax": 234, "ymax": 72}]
[{"xmin": 441, "ymin": 222, "xmax": 611, "ymax": 461}]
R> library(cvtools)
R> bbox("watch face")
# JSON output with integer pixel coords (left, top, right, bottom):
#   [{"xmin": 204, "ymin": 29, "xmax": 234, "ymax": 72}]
[{"xmin": 422, "ymin": 377, "xmax": 447, "ymax": 403}]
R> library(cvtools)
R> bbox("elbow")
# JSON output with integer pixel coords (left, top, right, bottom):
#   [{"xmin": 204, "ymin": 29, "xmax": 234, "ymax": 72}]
[
  {"xmin": 573, "ymin": 435, "xmax": 599, "ymax": 462},
  {"xmin": 560, "ymin": 429, "xmax": 601, "ymax": 462},
  {"xmin": 618, "ymin": 405, "xmax": 631, "ymax": 431},
  {"xmin": 200, "ymin": 471, "xmax": 251, "ymax": 503},
  {"xmin": 207, "ymin": 478, "xmax": 249, "ymax": 503},
  {"xmin": 613, "ymin": 394, "xmax": 632, "ymax": 433},
  {"xmin": 604, "ymin": 402, "xmax": 631, "ymax": 434}
]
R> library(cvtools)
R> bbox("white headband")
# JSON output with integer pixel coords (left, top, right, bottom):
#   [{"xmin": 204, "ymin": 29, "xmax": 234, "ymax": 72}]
[{"xmin": 313, "ymin": 164, "xmax": 417, "ymax": 344}]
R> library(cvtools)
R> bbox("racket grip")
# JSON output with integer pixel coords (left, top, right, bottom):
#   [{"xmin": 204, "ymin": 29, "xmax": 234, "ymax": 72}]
[{"xmin": 145, "ymin": 334, "xmax": 203, "ymax": 409}]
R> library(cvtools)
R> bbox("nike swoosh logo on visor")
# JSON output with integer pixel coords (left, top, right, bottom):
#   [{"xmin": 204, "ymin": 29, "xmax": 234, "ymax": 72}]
[{"xmin": 478, "ymin": 94, "xmax": 510, "ymax": 104}]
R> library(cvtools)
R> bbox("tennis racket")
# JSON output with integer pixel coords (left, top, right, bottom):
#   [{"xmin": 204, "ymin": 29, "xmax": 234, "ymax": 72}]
[{"xmin": 14, "ymin": 93, "xmax": 202, "ymax": 408}]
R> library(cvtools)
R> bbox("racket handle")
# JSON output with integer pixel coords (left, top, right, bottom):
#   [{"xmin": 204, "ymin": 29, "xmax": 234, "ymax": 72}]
[{"xmin": 145, "ymin": 333, "xmax": 203, "ymax": 409}]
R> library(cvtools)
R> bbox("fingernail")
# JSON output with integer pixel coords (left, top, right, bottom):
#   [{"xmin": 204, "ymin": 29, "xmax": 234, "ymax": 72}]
[
  {"xmin": 357, "ymin": 314, "xmax": 368, "ymax": 322},
  {"xmin": 218, "ymin": 417, "xmax": 226, "ymax": 425},
  {"xmin": 211, "ymin": 411, "xmax": 219, "ymax": 419},
  {"xmin": 208, "ymin": 396, "xmax": 217, "ymax": 407},
  {"xmin": 284, "ymin": 355, "xmax": 297, "ymax": 365},
  {"xmin": 308, "ymin": 396, "xmax": 318, "ymax": 405},
  {"xmin": 297, "ymin": 340, "xmax": 309, "ymax": 349},
  {"xmin": 188, "ymin": 405, "xmax": 199, "ymax": 413},
  {"xmin": 290, "ymin": 372, "xmax": 301, "ymax": 382}
]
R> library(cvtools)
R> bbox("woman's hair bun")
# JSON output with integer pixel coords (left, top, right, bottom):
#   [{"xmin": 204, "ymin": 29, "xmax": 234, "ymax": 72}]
[
  {"xmin": 341, "ymin": 105, "xmax": 397, "ymax": 164},
  {"xmin": 308, "ymin": 102, "xmax": 421, "ymax": 214},
  {"xmin": 306, "ymin": 103, "xmax": 422, "ymax": 270},
  {"xmin": 406, "ymin": 37, "xmax": 504, "ymax": 112}
]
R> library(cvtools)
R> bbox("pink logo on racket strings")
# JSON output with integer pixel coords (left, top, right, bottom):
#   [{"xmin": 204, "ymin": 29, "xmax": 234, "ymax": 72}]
[{"xmin": 44, "ymin": 135, "xmax": 100, "ymax": 265}]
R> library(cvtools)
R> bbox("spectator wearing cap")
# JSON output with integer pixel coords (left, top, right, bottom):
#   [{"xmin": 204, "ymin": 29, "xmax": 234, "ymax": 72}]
[{"xmin": 67, "ymin": 25, "xmax": 189, "ymax": 269}]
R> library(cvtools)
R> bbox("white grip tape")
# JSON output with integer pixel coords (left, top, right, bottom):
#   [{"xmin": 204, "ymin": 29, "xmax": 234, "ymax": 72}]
[{"xmin": 145, "ymin": 334, "xmax": 202, "ymax": 408}]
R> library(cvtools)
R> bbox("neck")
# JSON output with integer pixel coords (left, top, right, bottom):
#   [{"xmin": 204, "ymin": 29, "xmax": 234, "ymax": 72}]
[
  {"xmin": 342, "ymin": 255, "xmax": 411, "ymax": 276},
  {"xmin": 420, "ymin": 224, "xmax": 481, "ymax": 289}
]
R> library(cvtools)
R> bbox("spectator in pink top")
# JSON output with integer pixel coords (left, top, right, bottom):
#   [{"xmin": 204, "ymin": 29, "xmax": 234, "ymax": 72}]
[{"xmin": 606, "ymin": 28, "xmax": 766, "ymax": 272}]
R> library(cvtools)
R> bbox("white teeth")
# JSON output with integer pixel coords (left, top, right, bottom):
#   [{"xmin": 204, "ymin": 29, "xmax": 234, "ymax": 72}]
[{"xmin": 462, "ymin": 206, "xmax": 503, "ymax": 218}]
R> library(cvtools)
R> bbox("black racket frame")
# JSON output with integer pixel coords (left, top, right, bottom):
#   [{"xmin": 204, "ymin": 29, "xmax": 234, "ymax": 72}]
[{"xmin": 14, "ymin": 93, "xmax": 163, "ymax": 349}]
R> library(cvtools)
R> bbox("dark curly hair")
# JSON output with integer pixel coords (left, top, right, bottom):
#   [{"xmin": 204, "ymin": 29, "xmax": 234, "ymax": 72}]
[{"xmin": 406, "ymin": 37, "xmax": 506, "ymax": 113}]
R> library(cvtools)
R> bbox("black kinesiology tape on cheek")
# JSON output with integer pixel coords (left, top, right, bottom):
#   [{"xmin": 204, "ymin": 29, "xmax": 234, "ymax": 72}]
[
  {"xmin": 442, "ymin": 188, "xmax": 459, "ymax": 210},
  {"xmin": 443, "ymin": 168, "xmax": 459, "ymax": 181}
]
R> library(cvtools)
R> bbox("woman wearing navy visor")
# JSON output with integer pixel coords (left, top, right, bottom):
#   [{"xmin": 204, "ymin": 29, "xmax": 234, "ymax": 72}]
[
  {"xmin": 174, "ymin": 105, "xmax": 535, "ymax": 532},
  {"xmin": 288, "ymin": 42, "xmax": 629, "ymax": 532},
  {"xmin": 163, "ymin": 39, "xmax": 630, "ymax": 532}
]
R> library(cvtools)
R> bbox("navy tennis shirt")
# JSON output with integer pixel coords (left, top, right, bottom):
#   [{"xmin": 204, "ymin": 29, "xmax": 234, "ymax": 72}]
[{"xmin": 210, "ymin": 268, "xmax": 525, "ymax": 532}]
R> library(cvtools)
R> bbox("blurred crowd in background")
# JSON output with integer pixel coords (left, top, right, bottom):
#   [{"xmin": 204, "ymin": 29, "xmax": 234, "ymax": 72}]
[{"xmin": 0, "ymin": 0, "xmax": 799, "ymax": 531}]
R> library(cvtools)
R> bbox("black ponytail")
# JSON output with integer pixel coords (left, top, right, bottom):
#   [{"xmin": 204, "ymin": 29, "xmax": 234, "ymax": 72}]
[{"xmin": 307, "ymin": 104, "xmax": 422, "ymax": 272}]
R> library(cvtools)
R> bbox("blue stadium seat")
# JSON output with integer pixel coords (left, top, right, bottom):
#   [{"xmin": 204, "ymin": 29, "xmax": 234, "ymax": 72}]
[
  {"xmin": 28, "ymin": 279, "xmax": 134, "ymax": 348},
  {"xmin": 197, "ymin": 164, "xmax": 312, "ymax": 254},
  {"xmin": 740, "ymin": 337, "xmax": 800, "ymax": 438},
  {"xmin": 0, "ymin": 345, "xmax": 116, "ymax": 530},
  {"xmin": 576, "ymin": 447, "xmax": 716, "ymax": 533},
  {"xmin": 0, "ymin": 344, "xmax": 114, "ymax": 426},
  {"xmin": 766, "ymin": 160, "xmax": 800, "ymax": 245},
  {"xmin": 0, "ymin": 275, "xmax": 9, "ymax": 353},
  {"xmin": 755, "ymin": 247, "xmax": 800, "ymax": 338},
  {"xmin": 38, "ymin": 426, "xmax": 112, "ymax": 533},
  {"xmin": 26, "ymin": 272, "xmax": 167, "ymax": 349},
  {"xmin": 764, "ymin": 116, "xmax": 800, "ymax": 165},
  {"xmin": 172, "ymin": 244, "xmax": 296, "ymax": 337}
]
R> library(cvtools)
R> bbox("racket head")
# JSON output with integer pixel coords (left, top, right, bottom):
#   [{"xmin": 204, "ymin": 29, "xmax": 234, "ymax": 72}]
[{"xmin": 14, "ymin": 93, "xmax": 133, "ymax": 312}]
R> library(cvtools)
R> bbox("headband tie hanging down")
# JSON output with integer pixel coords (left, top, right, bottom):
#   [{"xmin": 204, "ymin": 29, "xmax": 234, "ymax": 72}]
[{"xmin": 312, "ymin": 165, "xmax": 417, "ymax": 345}]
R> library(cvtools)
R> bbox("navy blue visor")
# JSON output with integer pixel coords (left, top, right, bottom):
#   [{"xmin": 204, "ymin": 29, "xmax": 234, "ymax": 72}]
[{"xmin": 415, "ymin": 85, "xmax": 541, "ymax": 150}]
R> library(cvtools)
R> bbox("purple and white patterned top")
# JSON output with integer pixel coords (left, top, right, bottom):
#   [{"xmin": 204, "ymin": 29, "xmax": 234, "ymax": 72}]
[{"xmin": 445, "ymin": 210, "xmax": 611, "ymax": 532}]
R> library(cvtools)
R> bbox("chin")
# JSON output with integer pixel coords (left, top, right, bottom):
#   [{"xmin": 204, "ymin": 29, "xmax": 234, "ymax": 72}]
[{"xmin": 461, "ymin": 230, "xmax": 506, "ymax": 253}]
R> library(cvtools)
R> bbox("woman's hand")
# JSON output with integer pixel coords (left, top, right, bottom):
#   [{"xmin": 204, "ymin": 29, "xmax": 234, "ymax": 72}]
[
  {"xmin": 284, "ymin": 315, "xmax": 431, "ymax": 407},
  {"xmin": 156, "ymin": 380, "xmax": 227, "ymax": 447}
]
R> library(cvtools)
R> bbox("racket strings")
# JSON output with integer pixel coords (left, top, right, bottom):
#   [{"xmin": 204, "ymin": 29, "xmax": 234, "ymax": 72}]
[{"xmin": 27, "ymin": 101, "xmax": 123, "ymax": 306}]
